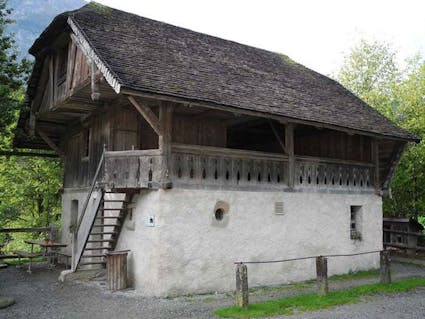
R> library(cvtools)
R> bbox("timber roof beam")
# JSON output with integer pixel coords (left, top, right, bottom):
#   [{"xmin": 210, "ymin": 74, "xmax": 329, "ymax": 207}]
[{"xmin": 127, "ymin": 95, "xmax": 164, "ymax": 136}]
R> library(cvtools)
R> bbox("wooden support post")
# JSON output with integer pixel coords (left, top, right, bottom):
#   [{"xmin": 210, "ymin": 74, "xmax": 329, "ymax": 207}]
[
  {"xmin": 49, "ymin": 224, "xmax": 58, "ymax": 242},
  {"xmin": 29, "ymin": 111, "xmax": 36, "ymax": 137},
  {"xmin": 269, "ymin": 120, "xmax": 287, "ymax": 154},
  {"xmin": 372, "ymin": 139, "xmax": 380, "ymax": 194},
  {"xmin": 159, "ymin": 103, "xmax": 173, "ymax": 189},
  {"xmin": 285, "ymin": 123, "xmax": 295, "ymax": 188},
  {"xmin": 382, "ymin": 142, "xmax": 406, "ymax": 196},
  {"xmin": 235, "ymin": 263, "xmax": 249, "ymax": 308},
  {"xmin": 380, "ymin": 250, "xmax": 391, "ymax": 284},
  {"xmin": 48, "ymin": 55, "xmax": 54, "ymax": 109},
  {"xmin": 316, "ymin": 256, "xmax": 328, "ymax": 295}
]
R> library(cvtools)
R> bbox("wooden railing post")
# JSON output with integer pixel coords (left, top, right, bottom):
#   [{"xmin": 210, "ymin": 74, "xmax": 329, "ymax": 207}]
[
  {"xmin": 380, "ymin": 250, "xmax": 391, "ymax": 284},
  {"xmin": 235, "ymin": 263, "xmax": 249, "ymax": 308},
  {"xmin": 285, "ymin": 123, "xmax": 295, "ymax": 188},
  {"xmin": 316, "ymin": 256, "xmax": 328, "ymax": 295}
]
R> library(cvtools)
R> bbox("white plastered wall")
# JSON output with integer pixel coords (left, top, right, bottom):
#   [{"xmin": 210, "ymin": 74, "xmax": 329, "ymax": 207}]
[
  {"xmin": 61, "ymin": 188, "xmax": 90, "ymax": 256},
  {"xmin": 115, "ymin": 189, "xmax": 382, "ymax": 297}
]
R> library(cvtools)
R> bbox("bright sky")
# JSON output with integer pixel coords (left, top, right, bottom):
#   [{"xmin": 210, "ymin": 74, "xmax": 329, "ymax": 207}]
[{"xmin": 93, "ymin": 0, "xmax": 425, "ymax": 75}]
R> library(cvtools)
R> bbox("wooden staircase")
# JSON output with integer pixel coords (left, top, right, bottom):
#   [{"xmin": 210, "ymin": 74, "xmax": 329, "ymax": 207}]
[{"xmin": 77, "ymin": 191, "xmax": 130, "ymax": 269}]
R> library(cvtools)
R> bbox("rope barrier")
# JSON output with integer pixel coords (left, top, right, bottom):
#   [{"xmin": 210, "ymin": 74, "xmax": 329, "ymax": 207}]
[{"xmin": 234, "ymin": 249, "xmax": 382, "ymax": 265}]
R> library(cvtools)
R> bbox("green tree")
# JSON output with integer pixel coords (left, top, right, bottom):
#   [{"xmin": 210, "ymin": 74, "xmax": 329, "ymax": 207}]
[
  {"xmin": 337, "ymin": 39, "xmax": 400, "ymax": 119},
  {"xmin": 386, "ymin": 56, "xmax": 425, "ymax": 217},
  {"xmin": 336, "ymin": 39, "xmax": 425, "ymax": 218},
  {"xmin": 0, "ymin": 0, "xmax": 62, "ymax": 254},
  {"xmin": 0, "ymin": 0, "xmax": 30, "ymax": 143}
]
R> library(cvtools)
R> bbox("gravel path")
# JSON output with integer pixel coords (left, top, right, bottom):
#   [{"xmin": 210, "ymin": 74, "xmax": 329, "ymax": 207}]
[{"xmin": 0, "ymin": 261, "xmax": 425, "ymax": 319}]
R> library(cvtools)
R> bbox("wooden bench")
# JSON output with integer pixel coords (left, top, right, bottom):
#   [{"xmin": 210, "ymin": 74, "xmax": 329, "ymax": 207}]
[{"xmin": 13, "ymin": 251, "xmax": 43, "ymax": 273}]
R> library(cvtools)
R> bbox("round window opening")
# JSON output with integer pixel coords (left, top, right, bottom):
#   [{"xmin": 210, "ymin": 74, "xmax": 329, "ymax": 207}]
[{"xmin": 215, "ymin": 208, "xmax": 225, "ymax": 221}]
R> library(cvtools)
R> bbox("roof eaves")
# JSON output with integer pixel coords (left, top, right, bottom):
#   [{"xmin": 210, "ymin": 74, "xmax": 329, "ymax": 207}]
[
  {"xmin": 67, "ymin": 16, "xmax": 122, "ymax": 94},
  {"xmin": 121, "ymin": 85, "xmax": 420, "ymax": 143}
]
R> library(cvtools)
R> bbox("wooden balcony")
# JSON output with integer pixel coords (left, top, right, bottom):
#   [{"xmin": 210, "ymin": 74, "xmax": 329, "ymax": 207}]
[{"xmin": 101, "ymin": 144, "xmax": 375, "ymax": 192}]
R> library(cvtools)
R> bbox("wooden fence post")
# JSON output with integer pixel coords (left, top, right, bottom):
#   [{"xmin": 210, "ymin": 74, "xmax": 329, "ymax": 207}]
[
  {"xmin": 235, "ymin": 263, "xmax": 249, "ymax": 308},
  {"xmin": 380, "ymin": 250, "xmax": 391, "ymax": 284},
  {"xmin": 316, "ymin": 256, "xmax": 328, "ymax": 295},
  {"xmin": 49, "ymin": 224, "xmax": 58, "ymax": 241}
]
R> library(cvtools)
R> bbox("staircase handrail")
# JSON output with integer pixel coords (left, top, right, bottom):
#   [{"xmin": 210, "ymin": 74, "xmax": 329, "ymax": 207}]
[{"xmin": 76, "ymin": 149, "xmax": 106, "ymax": 232}]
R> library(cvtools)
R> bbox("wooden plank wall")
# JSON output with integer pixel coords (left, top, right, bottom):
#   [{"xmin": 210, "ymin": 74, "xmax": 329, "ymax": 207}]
[
  {"xmin": 63, "ymin": 110, "xmax": 110, "ymax": 188},
  {"xmin": 172, "ymin": 114, "xmax": 227, "ymax": 147},
  {"xmin": 294, "ymin": 127, "xmax": 372, "ymax": 162},
  {"xmin": 36, "ymin": 39, "xmax": 90, "ymax": 113},
  {"xmin": 63, "ymin": 104, "xmax": 159, "ymax": 188}
]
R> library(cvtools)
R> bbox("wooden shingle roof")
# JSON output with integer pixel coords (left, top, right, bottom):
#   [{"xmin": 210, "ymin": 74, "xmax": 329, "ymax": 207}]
[{"xmin": 28, "ymin": 3, "xmax": 418, "ymax": 142}]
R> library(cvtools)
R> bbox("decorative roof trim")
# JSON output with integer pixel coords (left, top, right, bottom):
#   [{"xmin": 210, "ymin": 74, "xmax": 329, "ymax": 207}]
[{"xmin": 67, "ymin": 17, "xmax": 121, "ymax": 94}]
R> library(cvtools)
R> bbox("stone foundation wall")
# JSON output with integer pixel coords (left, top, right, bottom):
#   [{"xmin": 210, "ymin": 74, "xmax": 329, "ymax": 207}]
[{"xmin": 116, "ymin": 189, "xmax": 382, "ymax": 297}]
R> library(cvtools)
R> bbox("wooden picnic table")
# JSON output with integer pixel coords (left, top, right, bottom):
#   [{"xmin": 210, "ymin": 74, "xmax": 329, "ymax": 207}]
[
  {"xmin": 24, "ymin": 240, "xmax": 67, "ymax": 271},
  {"xmin": 24, "ymin": 240, "xmax": 67, "ymax": 248}
]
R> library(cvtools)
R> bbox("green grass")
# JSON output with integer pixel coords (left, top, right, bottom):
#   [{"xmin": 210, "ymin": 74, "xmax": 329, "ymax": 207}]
[
  {"xmin": 329, "ymin": 268, "xmax": 380, "ymax": 281},
  {"xmin": 248, "ymin": 269, "xmax": 379, "ymax": 297},
  {"xmin": 3, "ymin": 257, "xmax": 47, "ymax": 265},
  {"xmin": 214, "ymin": 277, "xmax": 425, "ymax": 318}
]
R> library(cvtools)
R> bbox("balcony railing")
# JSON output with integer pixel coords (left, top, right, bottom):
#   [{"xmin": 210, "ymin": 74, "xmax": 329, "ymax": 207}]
[
  {"xmin": 295, "ymin": 156, "xmax": 374, "ymax": 190},
  {"xmin": 171, "ymin": 144, "xmax": 287, "ymax": 190},
  {"xmin": 102, "ymin": 144, "xmax": 375, "ymax": 192}
]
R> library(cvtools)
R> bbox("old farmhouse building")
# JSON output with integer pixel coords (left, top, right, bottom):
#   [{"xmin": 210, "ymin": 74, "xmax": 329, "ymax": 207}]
[{"xmin": 15, "ymin": 3, "xmax": 418, "ymax": 296}]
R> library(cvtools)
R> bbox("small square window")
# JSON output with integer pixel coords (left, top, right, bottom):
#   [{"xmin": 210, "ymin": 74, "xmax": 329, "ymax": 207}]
[{"xmin": 350, "ymin": 206, "xmax": 362, "ymax": 240}]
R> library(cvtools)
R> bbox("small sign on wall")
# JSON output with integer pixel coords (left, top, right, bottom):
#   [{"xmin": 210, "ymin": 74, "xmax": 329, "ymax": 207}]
[{"xmin": 145, "ymin": 215, "xmax": 155, "ymax": 227}]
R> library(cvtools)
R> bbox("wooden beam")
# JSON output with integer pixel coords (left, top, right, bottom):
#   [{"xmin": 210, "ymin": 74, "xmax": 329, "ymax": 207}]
[
  {"xmin": 66, "ymin": 38, "xmax": 77, "ymax": 92},
  {"xmin": 268, "ymin": 120, "xmax": 287, "ymax": 154},
  {"xmin": 90, "ymin": 60, "xmax": 100, "ymax": 101},
  {"xmin": 0, "ymin": 150, "xmax": 58, "ymax": 158},
  {"xmin": 127, "ymin": 95, "xmax": 163, "ymax": 136},
  {"xmin": 285, "ymin": 123, "xmax": 295, "ymax": 188},
  {"xmin": 49, "ymin": 55, "xmax": 55, "ymax": 109},
  {"xmin": 37, "ymin": 131, "xmax": 64, "ymax": 157},
  {"xmin": 372, "ymin": 139, "xmax": 380, "ymax": 194},
  {"xmin": 29, "ymin": 111, "xmax": 36, "ymax": 137},
  {"xmin": 0, "ymin": 227, "xmax": 50, "ymax": 233}
]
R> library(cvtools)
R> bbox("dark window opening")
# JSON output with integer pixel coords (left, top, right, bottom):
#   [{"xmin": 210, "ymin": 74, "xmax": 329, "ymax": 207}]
[{"xmin": 215, "ymin": 208, "xmax": 224, "ymax": 221}]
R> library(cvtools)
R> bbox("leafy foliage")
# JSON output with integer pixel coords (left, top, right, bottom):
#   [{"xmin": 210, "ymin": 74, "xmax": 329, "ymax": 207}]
[
  {"xmin": 0, "ymin": 0, "xmax": 62, "ymax": 254},
  {"xmin": 0, "ymin": 0, "xmax": 31, "ymax": 140},
  {"xmin": 337, "ymin": 39, "xmax": 425, "ymax": 218}
]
